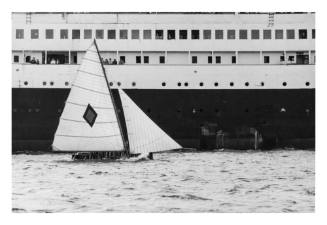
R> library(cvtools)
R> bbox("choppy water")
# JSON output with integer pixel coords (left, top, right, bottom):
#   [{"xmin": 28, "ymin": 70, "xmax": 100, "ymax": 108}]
[{"xmin": 12, "ymin": 150, "xmax": 315, "ymax": 213}]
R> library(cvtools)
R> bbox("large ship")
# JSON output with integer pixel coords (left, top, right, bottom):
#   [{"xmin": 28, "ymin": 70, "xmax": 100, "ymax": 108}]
[{"xmin": 12, "ymin": 12, "xmax": 315, "ymax": 151}]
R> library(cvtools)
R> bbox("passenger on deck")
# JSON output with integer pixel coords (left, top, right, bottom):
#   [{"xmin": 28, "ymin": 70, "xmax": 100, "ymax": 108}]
[
  {"xmin": 108, "ymin": 58, "xmax": 112, "ymax": 64},
  {"xmin": 104, "ymin": 59, "xmax": 109, "ymax": 65},
  {"xmin": 112, "ymin": 59, "xmax": 117, "ymax": 65},
  {"xmin": 119, "ymin": 59, "xmax": 125, "ymax": 65},
  {"xmin": 50, "ymin": 58, "xmax": 56, "ymax": 64},
  {"xmin": 36, "ymin": 59, "xmax": 40, "ymax": 64},
  {"xmin": 56, "ymin": 59, "xmax": 59, "ymax": 64},
  {"xmin": 30, "ymin": 57, "xmax": 36, "ymax": 64}
]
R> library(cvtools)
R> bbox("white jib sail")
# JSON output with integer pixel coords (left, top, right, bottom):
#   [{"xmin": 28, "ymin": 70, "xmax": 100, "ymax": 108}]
[
  {"xmin": 119, "ymin": 89, "xmax": 182, "ymax": 154},
  {"xmin": 52, "ymin": 43, "xmax": 124, "ymax": 151}
]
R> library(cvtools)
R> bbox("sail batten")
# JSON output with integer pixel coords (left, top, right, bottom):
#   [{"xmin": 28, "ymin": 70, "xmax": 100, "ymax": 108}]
[{"xmin": 52, "ymin": 42, "xmax": 124, "ymax": 152}]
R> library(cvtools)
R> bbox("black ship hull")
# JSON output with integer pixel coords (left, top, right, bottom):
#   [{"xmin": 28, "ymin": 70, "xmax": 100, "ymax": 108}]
[{"xmin": 12, "ymin": 88, "xmax": 315, "ymax": 152}]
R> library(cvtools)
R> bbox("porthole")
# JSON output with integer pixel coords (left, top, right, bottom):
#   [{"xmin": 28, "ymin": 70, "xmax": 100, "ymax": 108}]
[
  {"xmin": 261, "ymin": 82, "xmax": 264, "ymax": 86},
  {"xmin": 177, "ymin": 82, "xmax": 181, "ymax": 87},
  {"xmin": 282, "ymin": 82, "xmax": 287, "ymax": 86},
  {"xmin": 24, "ymin": 81, "xmax": 28, "ymax": 86},
  {"xmin": 184, "ymin": 82, "xmax": 188, "ymax": 87},
  {"xmin": 50, "ymin": 81, "xmax": 54, "ymax": 86},
  {"xmin": 65, "ymin": 81, "xmax": 69, "ymax": 86},
  {"xmin": 245, "ymin": 82, "xmax": 249, "ymax": 86},
  {"xmin": 230, "ymin": 82, "xmax": 234, "ymax": 87},
  {"xmin": 305, "ymin": 82, "xmax": 310, "ymax": 86},
  {"xmin": 117, "ymin": 82, "xmax": 121, "ymax": 86},
  {"xmin": 199, "ymin": 82, "xmax": 203, "ymax": 87},
  {"xmin": 109, "ymin": 82, "xmax": 113, "ymax": 86},
  {"xmin": 42, "ymin": 81, "xmax": 47, "ymax": 86},
  {"xmin": 162, "ymin": 82, "xmax": 166, "ymax": 87},
  {"xmin": 214, "ymin": 82, "xmax": 218, "ymax": 87},
  {"xmin": 132, "ymin": 82, "xmax": 136, "ymax": 87}
]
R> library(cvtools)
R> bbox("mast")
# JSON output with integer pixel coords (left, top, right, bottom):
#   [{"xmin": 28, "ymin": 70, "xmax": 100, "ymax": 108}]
[{"xmin": 93, "ymin": 40, "xmax": 129, "ymax": 155}]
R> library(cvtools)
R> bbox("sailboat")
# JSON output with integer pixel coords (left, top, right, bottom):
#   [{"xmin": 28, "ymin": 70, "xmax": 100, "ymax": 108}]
[{"xmin": 52, "ymin": 40, "xmax": 182, "ymax": 160}]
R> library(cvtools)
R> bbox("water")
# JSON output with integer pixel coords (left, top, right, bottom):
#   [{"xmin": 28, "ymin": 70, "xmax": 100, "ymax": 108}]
[{"xmin": 12, "ymin": 150, "xmax": 315, "ymax": 213}]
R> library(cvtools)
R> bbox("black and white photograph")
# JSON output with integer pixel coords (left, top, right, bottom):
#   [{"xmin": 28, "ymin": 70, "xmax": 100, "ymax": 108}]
[{"xmin": 3, "ymin": 0, "xmax": 326, "ymax": 222}]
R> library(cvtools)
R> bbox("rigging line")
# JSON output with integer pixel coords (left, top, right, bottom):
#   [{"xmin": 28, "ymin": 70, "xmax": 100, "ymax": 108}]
[
  {"xmin": 77, "ymin": 69, "xmax": 103, "ymax": 78},
  {"xmin": 61, "ymin": 118, "xmax": 118, "ymax": 124},
  {"xmin": 72, "ymin": 84, "xmax": 109, "ymax": 95},
  {"xmin": 66, "ymin": 101, "xmax": 113, "ymax": 109},
  {"xmin": 55, "ymin": 134, "xmax": 121, "ymax": 138}
]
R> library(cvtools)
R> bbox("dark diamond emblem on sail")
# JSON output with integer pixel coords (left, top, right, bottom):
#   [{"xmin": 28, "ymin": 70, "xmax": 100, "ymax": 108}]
[{"xmin": 83, "ymin": 104, "xmax": 97, "ymax": 127}]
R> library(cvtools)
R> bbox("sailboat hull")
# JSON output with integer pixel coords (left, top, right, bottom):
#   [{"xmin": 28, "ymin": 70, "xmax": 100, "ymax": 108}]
[{"xmin": 12, "ymin": 88, "xmax": 315, "ymax": 152}]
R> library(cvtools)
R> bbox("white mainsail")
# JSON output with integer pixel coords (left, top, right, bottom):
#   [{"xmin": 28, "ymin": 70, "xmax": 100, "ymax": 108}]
[
  {"xmin": 119, "ymin": 89, "xmax": 182, "ymax": 154},
  {"xmin": 52, "ymin": 43, "xmax": 124, "ymax": 151}
]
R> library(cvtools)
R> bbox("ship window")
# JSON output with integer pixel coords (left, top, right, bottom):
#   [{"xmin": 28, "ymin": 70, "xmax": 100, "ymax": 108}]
[
  {"xmin": 132, "ymin": 30, "xmax": 140, "ymax": 39},
  {"xmin": 192, "ymin": 56, "xmax": 197, "ymax": 64},
  {"xmin": 282, "ymin": 82, "xmax": 287, "ymax": 86},
  {"xmin": 46, "ymin": 29, "xmax": 54, "ymax": 39},
  {"xmin": 117, "ymin": 82, "xmax": 121, "ymax": 86},
  {"xmin": 60, "ymin": 29, "xmax": 68, "ymax": 39},
  {"xmin": 251, "ymin": 30, "xmax": 260, "ymax": 39},
  {"xmin": 306, "ymin": 82, "xmax": 310, "ymax": 86},
  {"xmin": 65, "ymin": 81, "xmax": 69, "ymax": 86},
  {"xmin": 120, "ymin": 30, "xmax": 128, "ymax": 39},
  {"xmin": 203, "ymin": 30, "xmax": 211, "ymax": 39},
  {"xmin": 132, "ymin": 82, "xmax": 136, "ymax": 86},
  {"xmin": 162, "ymin": 82, "xmax": 166, "ymax": 86},
  {"xmin": 263, "ymin": 29, "xmax": 271, "ymax": 39},
  {"xmin": 144, "ymin": 56, "xmax": 149, "ymax": 64},
  {"xmin": 13, "ymin": 55, "xmax": 19, "ymax": 63},
  {"xmin": 108, "ymin": 30, "xmax": 116, "ymax": 39},
  {"xmin": 96, "ymin": 30, "xmax": 104, "ymax": 39},
  {"xmin": 143, "ymin": 30, "xmax": 152, "ymax": 39},
  {"xmin": 245, "ymin": 82, "xmax": 249, "ymax": 86},
  {"xmin": 168, "ymin": 30, "xmax": 175, "ymax": 40},
  {"xmin": 184, "ymin": 82, "xmax": 189, "ymax": 87},
  {"xmin": 119, "ymin": 56, "xmax": 125, "ymax": 64},
  {"xmin": 24, "ymin": 81, "xmax": 28, "ymax": 86},
  {"xmin": 216, "ymin": 56, "xmax": 221, "ymax": 64},
  {"xmin": 230, "ymin": 82, "xmax": 234, "ymax": 86},
  {"xmin": 177, "ymin": 82, "xmax": 181, "ymax": 86},
  {"xmin": 288, "ymin": 56, "xmax": 294, "ymax": 62},
  {"xmin": 31, "ymin": 29, "xmax": 39, "ymax": 39},
  {"xmin": 109, "ymin": 82, "xmax": 113, "ymax": 86},
  {"xmin": 214, "ymin": 82, "xmax": 218, "ymax": 87},
  {"xmin": 275, "ymin": 29, "xmax": 283, "ymax": 39},
  {"xmin": 232, "ymin": 56, "xmax": 236, "ymax": 64},
  {"xmin": 159, "ymin": 56, "xmax": 165, "ymax": 64},
  {"xmin": 299, "ymin": 29, "xmax": 307, "ymax": 39},
  {"xmin": 42, "ymin": 81, "xmax": 47, "ymax": 86},
  {"xmin": 239, "ymin": 30, "xmax": 247, "ymax": 39},
  {"xmin": 16, "ymin": 29, "xmax": 24, "ymax": 39},
  {"xmin": 199, "ymin": 82, "xmax": 204, "ymax": 86},
  {"xmin": 208, "ymin": 56, "xmax": 212, "ymax": 64},
  {"xmin": 286, "ymin": 29, "xmax": 295, "ymax": 39},
  {"xmin": 179, "ymin": 30, "xmax": 187, "ymax": 39},
  {"xmin": 84, "ymin": 29, "xmax": 92, "ymax": 39},
  {"xmin": 155, "ymin": 30, "xmax": 163, "ymax": 39},
  {"xmin": 72, "ymin": 29, "xmax": 80, "ymax": 39},
  {"xmin": 227, "ymin": 30, "xmax": 235, "ymax": 39},
  {"xmin": 312, "ymin": 29, "xmax": 315, "ymax": 39},
  {"xmin": 50, "ymin": 81, "xmax": 54, "ymax": 86},
  {"xmin": 191, "ymin": 30, "xmax": 199, "ymax": 39},
  {"xmin": 215, "ymin": 30, "xmax": 223, "ymax": 39},
  {"xmin": 264, "ymin": 56, "xmax": 270, "ymax": 64},
  {"xmin": 136, "ymin": 56, "xmax": 141, "ymax": 64},
  {"xmin": 261, "ymin": 82, "xmax": 265, "ymax": 86},
  {"xmin": 280, "ymin": 55, "xmax": 285, "ymax": 62}
]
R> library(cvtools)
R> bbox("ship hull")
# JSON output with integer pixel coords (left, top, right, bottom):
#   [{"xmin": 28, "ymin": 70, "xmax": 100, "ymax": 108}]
[{"xmin": 12, "ymin": 88, "xmax": 315, "ymax": 152}]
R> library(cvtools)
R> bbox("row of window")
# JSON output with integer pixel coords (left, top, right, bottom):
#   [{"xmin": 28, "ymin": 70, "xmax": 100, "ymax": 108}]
[
  {"xmin": 15, "ymin": 28, "xmax": 316, "ymax": 40},
  {"xmin": 21, "ymin": 80, "xmax": 311, "ymax": 87}
]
